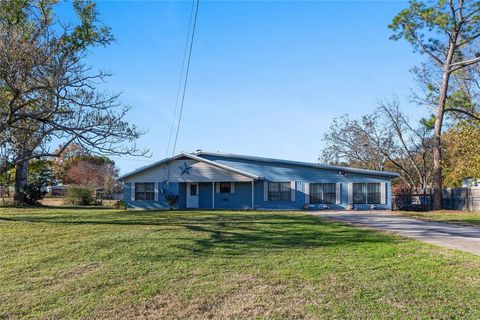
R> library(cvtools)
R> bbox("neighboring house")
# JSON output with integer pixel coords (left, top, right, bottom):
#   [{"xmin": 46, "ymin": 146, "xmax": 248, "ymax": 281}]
[
  {"xmin": 462, "ymin": 177, "xmax": 480, "ymax": 187},
  {"xmin": 50, "ymin": 185, "xmax": 68, "ymax": 197},
  {"xmin": 118, "ymin": 151, "xmax": 399, "ymax": 210}
]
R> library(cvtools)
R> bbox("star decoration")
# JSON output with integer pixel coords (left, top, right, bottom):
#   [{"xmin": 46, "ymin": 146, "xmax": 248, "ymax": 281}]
[{"xmin": 179, "ymin": 161, "xmax": 192, "ymax": 175}]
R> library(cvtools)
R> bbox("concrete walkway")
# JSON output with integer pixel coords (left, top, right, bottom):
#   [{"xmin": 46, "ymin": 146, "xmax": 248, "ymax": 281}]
[{"xmin": 311, "ymin": 211, "xmax": 480, "ymax": 255}]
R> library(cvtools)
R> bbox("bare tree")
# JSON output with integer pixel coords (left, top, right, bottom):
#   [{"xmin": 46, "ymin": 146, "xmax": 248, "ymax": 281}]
[
  {"xmin": 321, "ymin": 99, "xmax": 433, "ymax": 192},
  {"xmin": 377, "ymin": 100, "xmax": 434, "ymax": 191},
  {"xmin": 320, "ymin": 113, "xmax": 393, "ymax": 172},
  {"xmin": 0, "ymin": 1, "xmax": 148, "ymax": 203},
  {"xmin": 390, "ymin": 0, "xmax": 480, "ymax": 209}
]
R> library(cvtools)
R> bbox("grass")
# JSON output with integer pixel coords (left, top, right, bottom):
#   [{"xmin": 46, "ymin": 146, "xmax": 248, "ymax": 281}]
[
  {"xmin": 399, "ymin": 210, "xmax": 480, "ymax": 226},
  {"xmin": 1, "ymin": 208, "xmax": 480, "ymax": 319}
]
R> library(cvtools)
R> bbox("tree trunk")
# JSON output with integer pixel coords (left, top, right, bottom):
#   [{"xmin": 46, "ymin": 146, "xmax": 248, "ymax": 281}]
[
  {"xmin": 432, "ymin": 70, "xmax": 451, "ymax": 210},
  {"xmin": 14, "ymin": 159, "xmax": 29, "ymax": 204}
]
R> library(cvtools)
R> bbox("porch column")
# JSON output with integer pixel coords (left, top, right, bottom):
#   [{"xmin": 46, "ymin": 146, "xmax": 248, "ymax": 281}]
[
  {"xmin": 251, "ymin": 180, "xmax": 255, "ymax": 210},
  {"xmin": 212, "ymin": 182, "xmax": 215, "ymax": 209}
]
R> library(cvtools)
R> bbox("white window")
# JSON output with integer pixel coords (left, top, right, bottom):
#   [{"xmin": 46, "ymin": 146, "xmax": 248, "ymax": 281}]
[
  {"xmin": 135, "ymin": 183, "xmax": 155, "ymax": 201},
  {"xmin": 310, "ymin": 183, "xmax": 322, "ymax": 204},
  {"xmin": 323, "ymin": 183, "xmax": 336, "ymax": 204},
  {"xmin": 353, "ymin": 183, "xmax": 366, "ymax": 204},
  {"xmin": 367, "ymin": 183, "xmax": 381, "ymax": 204},
  {"xmin": 353, "ymin": 183, "xmax": 381, "ymax": 204},
  {"xmin": 268, "ymin": 182, "xmax": 291, "ymax": 201},
  {"xmin": 219, "ymin": 182, "xmax": 231, "ymax": 193},
  {"xmin": 309, "ymin": 183, "xmax": 336, "ymax": 204}
]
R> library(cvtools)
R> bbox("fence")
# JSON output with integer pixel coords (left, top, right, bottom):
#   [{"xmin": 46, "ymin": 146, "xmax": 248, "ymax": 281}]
[{"xmin": 392, "ymin": 187, "xmax": 480, "ymax": 212}]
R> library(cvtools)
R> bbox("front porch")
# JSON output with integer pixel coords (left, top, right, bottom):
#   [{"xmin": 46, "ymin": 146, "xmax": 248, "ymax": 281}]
[{"xmin": 182, "ymin": 181, "xmax": 255, "ymax": 210}]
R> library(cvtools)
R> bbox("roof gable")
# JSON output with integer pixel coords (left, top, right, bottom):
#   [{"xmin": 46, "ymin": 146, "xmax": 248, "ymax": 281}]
[{"xmin": 118, "ymin": 153, "xmax": 260, "ymax": 181}]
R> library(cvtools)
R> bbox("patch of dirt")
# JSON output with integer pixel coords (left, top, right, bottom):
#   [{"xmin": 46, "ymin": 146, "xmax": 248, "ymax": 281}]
[
  {"xmin": 96, "ymin": 274, "xmax": 314, "ymax": 319},
  {"xmin": 42, "ymin": 262, "xmax": 101, "ymax": 287}
]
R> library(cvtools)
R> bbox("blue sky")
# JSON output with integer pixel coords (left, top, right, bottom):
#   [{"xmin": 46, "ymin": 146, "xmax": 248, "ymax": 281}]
[{"xmin": 59, "ymin": 1, "xmax": 427, "ymax": 174}]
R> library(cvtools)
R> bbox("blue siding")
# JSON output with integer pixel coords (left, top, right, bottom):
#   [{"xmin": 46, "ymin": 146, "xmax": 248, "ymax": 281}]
[
  {"xmin": 124, "ymin": 182, "xmax": 184, "ymax": 209},
  {"xmin": 200, "ymin": 155, "xmax": 392, "ymax": 210},
  {"xmin": 253, "ymin": 180, "xmax": 391, "ymax": 210},
  {"xmin": 123, "ymin": 154, "xmax": 394, "ymax": 210},
  {"xmin": 215, "ymin": 182, "xmax": 252, "ymax": 209},
  {"xmin": 178, "ymin": 183, "xmax": 187, "ymax": 209},
  {"xmin": 253, "ymin": 181, "xmax": 301, "ymax": 210},
  {"xmin": 199, "ymin": 183, "xmax": 213, "ymax": 209}
]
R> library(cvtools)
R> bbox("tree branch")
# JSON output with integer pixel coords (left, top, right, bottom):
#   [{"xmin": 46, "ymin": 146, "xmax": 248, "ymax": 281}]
[
  {"xmin": 451, "ymin": 56, "xmax": 480, "ymax": 71},
  {"xmin": 444, "ymin": 108, "xmax": 480, "ymax": 120}
]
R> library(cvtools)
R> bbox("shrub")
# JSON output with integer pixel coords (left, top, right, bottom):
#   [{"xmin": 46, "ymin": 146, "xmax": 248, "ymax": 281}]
[
  {"xmin": 392, "ymin": 184, "xmax": 413, "ymax": 210},
  {"xmin": 165, "ymin": 194, "xmax": 179, "ymax": 210},
  {"xmin": 24, "ymin": 182, "xmax": 47, "ymax": 205},
  {"xmin": 64, "ymin": 186, "xmax": 95, "ymax": 206},
  {"xmin": 115, "ymin": 200, "xmax": 126, "ymax": 210}
]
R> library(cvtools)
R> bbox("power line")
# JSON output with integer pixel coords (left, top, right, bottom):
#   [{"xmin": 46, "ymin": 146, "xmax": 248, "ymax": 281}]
[
  {"xmin": 108, "ymin": 157, "xmax": 157, "ymax": 163},
  {"xmin": 171, "ymin": 0, "xmax": 200, "ymax": 157},
  {"xmin": 165, "ymin": 0, "xmax": 196, "ymax": 157}
]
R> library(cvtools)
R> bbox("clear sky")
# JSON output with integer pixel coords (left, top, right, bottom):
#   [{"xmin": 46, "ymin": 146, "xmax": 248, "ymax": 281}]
[{"xmin": 59, "ymin": 1, "xmax": 428, "ymax": 175}]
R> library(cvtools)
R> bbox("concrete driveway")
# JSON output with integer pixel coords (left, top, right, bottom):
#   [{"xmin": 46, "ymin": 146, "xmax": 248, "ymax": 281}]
[{"xmin": 311, "ymin": 211, "xmax": 480, "ymax": 255}]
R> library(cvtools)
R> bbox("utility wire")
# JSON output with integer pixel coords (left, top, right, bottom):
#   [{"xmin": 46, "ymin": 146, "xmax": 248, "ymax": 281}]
[
  {"xmin": 108, "ymin": 157, "xmax": 157, "ymax": 163},
  {"xmin": 165, "ymin": 0, "xmax": 196, "ymax": 157},
  {"xmin": 171, "ymin": 0, "xmax": 200, "ymax": 157}
]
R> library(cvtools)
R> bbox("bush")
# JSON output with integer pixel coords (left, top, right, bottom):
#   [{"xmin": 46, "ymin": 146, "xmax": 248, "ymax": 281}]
[
  {"xmin": 24, "ymin": 182, "xmax": 47, "ymax": 205},
  {"xmin": 115, "ymin": 200, "xmax": 126, "ymax": 210},
  {"xmin": 392, "ymin": 184, "xmax": 413, "ymax": 210},
  {"xmin": 165, "ymin": 194, "xmax": 179, "ymax": 210},
  {"xmin": 64, "ymin": 186, "xmax": 95, "ymax": 206}
]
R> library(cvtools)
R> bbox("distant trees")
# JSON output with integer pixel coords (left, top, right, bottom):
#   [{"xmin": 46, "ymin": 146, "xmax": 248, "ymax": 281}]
[
  {"xmin": 53, "ymin": 143, "xmax": 121, "ymax": 196},
  {"xmin": 323, "ymin": 0, "xmax": 480, "ymax": 201},
  {"xmin": 389, "ymin": 0, "xmax": 480, "ymax": 209},
  {"xmin": 63, "ymin": 157, "xmax": 117, "ymax": 191},
  {"xmin": 321, "ymin": 110, "xmax": 393, "ymax": 172},
  {"xmin": 321, "ymin": 99, "xmax": 433, "ymax": 192},
  {"xmin": 321, "ymin": 104, "xmax": 480, "ymax": 191},
  {"xmin": 442, "ymin": 122, "xmax": 480, "ymax": 187},
  {"xmin": 24, "ymin": 160, "xmax": 55, "ymax": 204},
  {"xmin": 0, "ymin": 142, "xmax": 119, "ymax": 203},
  {"xmin": 0, "ymin": 1, "xmax": 146, "ymax": 204}
]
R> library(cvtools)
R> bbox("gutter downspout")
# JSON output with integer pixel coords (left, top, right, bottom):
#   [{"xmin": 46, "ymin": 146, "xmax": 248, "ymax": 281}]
[
  {"xmin": 212, "ymin": 181, "xmax": 215, "ymax": 209},
  {"xmin": 251, "ymin": 180, "xmax": 255, "ymax": 210}
]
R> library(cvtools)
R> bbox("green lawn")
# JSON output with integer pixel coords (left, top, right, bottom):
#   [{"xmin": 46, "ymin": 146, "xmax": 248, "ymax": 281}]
[
  {"xmin": 1, "ymin": 208, "xmax": 480, "ymax": 319},
  {"xmin": 399, "ymin": 210, "xmax": 480, "ymax": 226}
]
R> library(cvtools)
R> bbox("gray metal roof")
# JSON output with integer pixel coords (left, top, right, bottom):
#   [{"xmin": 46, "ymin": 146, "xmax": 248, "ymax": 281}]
[
  {"xmin": 117, "ymin": 152, "xmax": 261, "ymax": 181},
  {"xmin": 118, "ymin": 150, "xmax": 400, "ymax": 181},
  {"xmin": 194, "ymin": 151, "xmax": 400, "ymax": 178}
]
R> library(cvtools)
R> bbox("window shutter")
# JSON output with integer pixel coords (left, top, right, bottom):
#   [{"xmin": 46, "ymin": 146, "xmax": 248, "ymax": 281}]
[
  {"xmin": 304, "ymin": 183, "xmax": 310, "ymax": 204},
  {"xmin": 348, "ymin": 182, "xmax": 353, "ymax": 204},
  {"xmin": 154, "ymin": 183, "xmax": 159, "ymax": 201},
  {"xmin": 336, "ymin": 183, "xmax": 341, "ymax": 204},
  {"xmin": 380, "ymin": 182, "xmax": 387, "ymax": 204},
  {"xmin": 216, "ymin": 183, "xmax": 220, "ymax": 193},
  {"xmin": 290, "ymin": 181, "xmax": 296, "ymax": 201},
  {"xmin": 264, "ymin": 181, "xmax": 268, "ymax": 201},
  {"xmin": 230, "ymin": 182, "xmax": 235, "ymax": 194},
  {"xmin": 131, "ymin": 183, "xmax": 135, "ymax": 201}
]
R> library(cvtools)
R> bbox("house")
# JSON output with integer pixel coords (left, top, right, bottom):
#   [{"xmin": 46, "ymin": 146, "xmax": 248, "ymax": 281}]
[
  {"xmin": 462, "ymin": 177, "xmax": 480, "ymax": 187},
  {"xmin": 49, "ymin": 185, "xmax": 68, "ymax": 197},
  {"xmin": 118, "ymin": 151, "xmax": 399, "ymax": 210}
]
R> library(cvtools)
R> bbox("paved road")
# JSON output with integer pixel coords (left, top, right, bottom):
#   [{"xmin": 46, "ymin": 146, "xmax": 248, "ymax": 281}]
[{"xmin": 311, "ymin": 211, "xmax": 480, "ymax": 255}]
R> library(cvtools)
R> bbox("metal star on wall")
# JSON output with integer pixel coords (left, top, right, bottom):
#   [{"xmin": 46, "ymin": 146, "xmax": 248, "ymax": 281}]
[{"xmin": 179, "ymin": 161, "xmax": 192, "ymax": 175}]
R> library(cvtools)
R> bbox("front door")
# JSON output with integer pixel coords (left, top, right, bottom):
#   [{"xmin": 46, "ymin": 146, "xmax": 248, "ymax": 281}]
[{"xmin": 186, "ymin": 183, "xmax": 199, "ymax": 208}]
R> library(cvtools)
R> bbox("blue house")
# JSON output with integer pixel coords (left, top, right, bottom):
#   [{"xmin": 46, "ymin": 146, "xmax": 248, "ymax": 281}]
[{"xmin": 118, "ymin": 151, "xmax": 399, "ymax": 210}]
